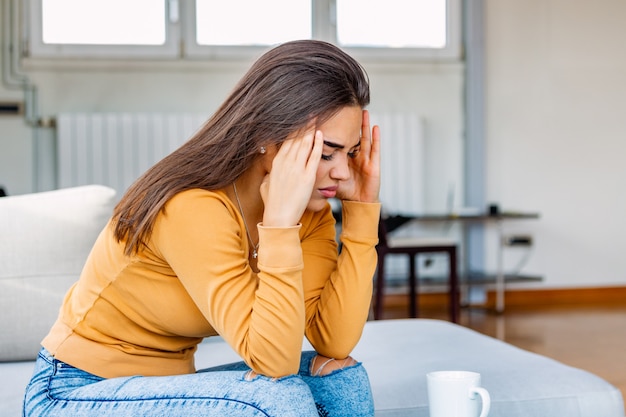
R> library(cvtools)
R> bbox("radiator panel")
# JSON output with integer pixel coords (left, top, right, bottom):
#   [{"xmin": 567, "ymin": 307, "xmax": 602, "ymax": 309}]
[
  {"xmin": 57, "ymin": 113, "xmax": 206, "ymax": 197},
  {"xmin": 371, "ymin": 112, "xmax": 425, "ymax": 215},
  {"xmin": 57, "ymin": 112, "xmax": 425, "ymax": 214}
]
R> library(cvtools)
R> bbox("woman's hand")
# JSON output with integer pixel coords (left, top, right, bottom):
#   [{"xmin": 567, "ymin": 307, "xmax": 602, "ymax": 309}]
[
  {"xmin": 260, "ymin": 129, "xmax": 324, "ymax": 227},
  {"xmin": 337, "ymin": 110, "xmax": 381, "ymax": 203}
]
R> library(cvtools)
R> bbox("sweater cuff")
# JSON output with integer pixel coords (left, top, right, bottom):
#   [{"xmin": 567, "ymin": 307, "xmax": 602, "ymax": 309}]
[
  {"xmin": 256, "ymin": 223, "xmax": 303, "ymax": 270},
  {"xmin": 341, "ymin": 201, "xmax": 381, "ymax": 241}
]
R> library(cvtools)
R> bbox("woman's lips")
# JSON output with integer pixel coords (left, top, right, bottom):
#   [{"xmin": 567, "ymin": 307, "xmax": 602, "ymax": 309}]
[{"xmin": 319, "ymin": 186, "xmax": 338, "ymax": 198}]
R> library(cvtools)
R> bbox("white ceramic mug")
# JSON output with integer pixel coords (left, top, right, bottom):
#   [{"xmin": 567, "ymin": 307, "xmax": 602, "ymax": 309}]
[{"xmin": 427, "ymin": 371, "xmax": 491, "ymax": 417}]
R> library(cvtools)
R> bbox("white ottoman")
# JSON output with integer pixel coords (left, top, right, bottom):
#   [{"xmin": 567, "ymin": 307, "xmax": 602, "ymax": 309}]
[{"xmin": 195, "ymin": 319, "xmax": 625, "ymax": 417}]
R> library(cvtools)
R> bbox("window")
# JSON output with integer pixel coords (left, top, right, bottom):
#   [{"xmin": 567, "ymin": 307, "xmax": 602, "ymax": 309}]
[
  {"xmin": 195, "ymin": 0, "xmax": 311, "ymax": 46},
  {"xmin": 26, "ymin": 0, "xmax": 460, "ymax": 61},
  {"xmin": 41, "ymin": 0, "xmax": 166, "ymax": 45},
  {"xmin": 28, "ymin": 0, "xmax": 179, "ymax": 58},
  {"xmin": 334, "ymin": 0, "xmax": 460, "ymax": 60},
  {"xmin": 184, "ymin": 0, "xmax": 312, "ymax": 58},
  {"xmin": 337, "ymin": 0, "xmax": 447, "ymax": 48}
]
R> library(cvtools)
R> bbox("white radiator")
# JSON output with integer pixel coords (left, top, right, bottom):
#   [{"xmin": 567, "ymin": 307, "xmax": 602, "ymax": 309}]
[
  {"xmin": 57, "ymin": 112, "xmax": 425, "ymax": 213},
  {"xmin": 57, "ymin": 113, "xmax": 206, "ymax": 197},
  {"xmin": 371, "ymin": 112, "xmax": 425, "ymax": 215}
]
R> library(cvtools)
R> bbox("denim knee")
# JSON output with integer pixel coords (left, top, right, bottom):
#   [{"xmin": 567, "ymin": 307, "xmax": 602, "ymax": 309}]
[{"xmin": 300, "ymin": 353, "xmax": 375, "ymax": 417}]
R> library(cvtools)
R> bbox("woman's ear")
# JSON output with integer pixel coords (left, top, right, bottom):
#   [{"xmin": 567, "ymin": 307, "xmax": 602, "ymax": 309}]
[{"xmin": 259, "ymin": 144, "xmax": 278, "ymax": 174}]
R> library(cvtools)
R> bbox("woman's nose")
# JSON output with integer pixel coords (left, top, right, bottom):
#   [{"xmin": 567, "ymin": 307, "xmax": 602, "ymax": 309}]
[{"xmin": 329, "ymin": 155, "xmax": 351, "ymax": 181}]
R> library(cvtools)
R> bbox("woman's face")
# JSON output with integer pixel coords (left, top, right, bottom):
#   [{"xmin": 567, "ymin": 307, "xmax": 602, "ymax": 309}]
[{"xmin": 307, "ymin": 106, "xmax": 363, "ymax": 212}]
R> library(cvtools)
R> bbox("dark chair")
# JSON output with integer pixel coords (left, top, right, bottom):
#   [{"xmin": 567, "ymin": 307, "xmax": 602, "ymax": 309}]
[{"xmin": 374, "ymin": 215, "xmax": 459, "ymax": 322}]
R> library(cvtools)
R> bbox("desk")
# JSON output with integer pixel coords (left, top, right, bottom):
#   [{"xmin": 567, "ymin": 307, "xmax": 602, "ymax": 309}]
[{"xmin": 408, "ymin": 211, "xmax": 541, "ymax": 313}]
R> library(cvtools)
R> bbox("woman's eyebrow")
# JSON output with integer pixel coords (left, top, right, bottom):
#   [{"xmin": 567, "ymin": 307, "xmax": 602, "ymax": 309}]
[
  {"xmin": 323, "ymin": 140, "xmax": 344, "ymax": 150},
  {"xmin": 323, "ymin": 138, "xmax": 361, "ymax": 150}
]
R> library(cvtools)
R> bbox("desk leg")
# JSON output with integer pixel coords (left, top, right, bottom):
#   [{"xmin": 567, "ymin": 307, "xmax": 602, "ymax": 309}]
[{"xmin": 496, "ymin": 220, "xmax": 505, "ymax": 313}]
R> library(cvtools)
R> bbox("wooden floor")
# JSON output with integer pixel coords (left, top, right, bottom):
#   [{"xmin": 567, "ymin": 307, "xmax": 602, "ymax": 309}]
[{"xmin": 378, "ymin": 297, "xmax": 626, "ymax": 410}]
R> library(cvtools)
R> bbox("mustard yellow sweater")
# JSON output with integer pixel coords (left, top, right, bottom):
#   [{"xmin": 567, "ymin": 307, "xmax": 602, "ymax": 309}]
[{"xmin": 42, "ymin": 189, "xmax": 380, "ymax": 378}]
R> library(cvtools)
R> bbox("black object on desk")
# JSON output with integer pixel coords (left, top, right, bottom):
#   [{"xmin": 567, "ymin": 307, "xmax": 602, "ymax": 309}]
[{"xmin": 382, "ymin": 214, "xmax": 414, "ymax": 233}]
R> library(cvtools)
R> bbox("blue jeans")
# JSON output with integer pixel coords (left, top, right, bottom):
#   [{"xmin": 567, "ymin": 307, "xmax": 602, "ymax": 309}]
[{"xmin": 23, "ymin": 348, "xmax": 374, "ymax": 416}]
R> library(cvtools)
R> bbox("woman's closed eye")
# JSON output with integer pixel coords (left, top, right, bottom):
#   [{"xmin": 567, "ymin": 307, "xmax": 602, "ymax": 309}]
[
  {"xmin": 347, "ymin": 147, "xmax": 360, "ymax": 159},
  {"xmin": 321, "ymin": 147, "xmax": 360, "ymax": 161}
]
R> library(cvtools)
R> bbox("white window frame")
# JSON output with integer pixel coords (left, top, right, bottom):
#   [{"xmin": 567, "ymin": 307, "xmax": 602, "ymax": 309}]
[
  {"xmin": 340, "ymin": 0, "xmax": 463, "ymax": 62},
  {"xmin": 180, "ymin": 0, "xmax": 271, "ymax": 61},
  {"xmin": 184, "ymin": 0, "xmax": 462, "ymax": 62},
  {"xmin": 25, "ymin": 0, "xmax": 181, "ymax": 59},
  {"xmin": 24, "ymin": 0, "xmax": 461, "ymax": 62}
]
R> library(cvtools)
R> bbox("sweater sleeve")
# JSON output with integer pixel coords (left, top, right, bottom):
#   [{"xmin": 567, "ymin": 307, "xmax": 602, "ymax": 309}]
[
  {"xmin": 151, "ymin": 190, "xmax": 305, "ymax": 377},
  {"xmin": 301, "ymin": 200, "xmax": 381, "ymax": 359}
]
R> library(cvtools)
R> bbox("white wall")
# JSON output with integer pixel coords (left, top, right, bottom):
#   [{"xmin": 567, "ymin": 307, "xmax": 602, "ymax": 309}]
[{"xmin": 485, "ymin": 0, "xmax": 626, "ymax": 288}]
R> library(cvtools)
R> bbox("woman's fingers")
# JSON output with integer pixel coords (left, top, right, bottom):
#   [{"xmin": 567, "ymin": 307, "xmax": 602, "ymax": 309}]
[
  {"xmin": 307, "ymin": 130, "xmax": 324, "ymax": 174},
  {"xmin": 341, "ymin": 110, "xmax": 380, "ymax": 203},
  {"xmin": 370, "ymin": 123, "xmax": 381, "ymax": 167},
  {"xmin": 360, "ymin": 110, "xmax": 372, "ymax": 159},
  {"xmin": 274, "ymin": 128, "xmax": 315, "ymax": 166},
  {"xmin": 262, "ymin": 129, "xmax": 322, "ymax": 227}
]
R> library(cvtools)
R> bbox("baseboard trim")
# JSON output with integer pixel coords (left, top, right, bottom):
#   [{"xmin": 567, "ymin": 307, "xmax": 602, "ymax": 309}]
[
  {"xmin": 379, "ymin": 286, "xmax": 626, "ymax": 313},
  {"xmin": 380, "ymin": 292, "xmax": 452, "ymax": 311},
  {"xmin": 485, "ymin": 286, "xmax": 626, "ymax": 309}
]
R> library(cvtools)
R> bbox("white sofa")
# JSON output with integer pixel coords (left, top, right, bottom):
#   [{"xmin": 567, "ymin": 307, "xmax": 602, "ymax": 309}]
[{"xmin": 1, "ymin": 185, "xmax": 624, "ymax": 417}]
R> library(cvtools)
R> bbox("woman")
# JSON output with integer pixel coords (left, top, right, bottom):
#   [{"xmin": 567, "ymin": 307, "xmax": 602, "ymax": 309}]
[{"xmin": 24, "ymin": 40, "xmax": 381, "ymax": 416}]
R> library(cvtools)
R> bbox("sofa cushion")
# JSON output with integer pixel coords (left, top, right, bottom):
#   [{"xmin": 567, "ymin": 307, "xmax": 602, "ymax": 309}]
[{"xmin": 0, "ymin": 185, "xmax": 116, "ymax": 361}]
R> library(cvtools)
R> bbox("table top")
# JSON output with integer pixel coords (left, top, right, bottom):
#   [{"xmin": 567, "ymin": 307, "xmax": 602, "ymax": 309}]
[
  {"xmin": 412, "ymin": 211, "xmax": 540, "ymax": 222},
  {"xmin": 381, "ymin": 211, "xmax": 540, "ymax": 233}
]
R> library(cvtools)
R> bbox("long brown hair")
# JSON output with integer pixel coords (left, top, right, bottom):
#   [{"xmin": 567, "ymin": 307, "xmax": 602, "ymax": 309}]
[{"xmin": 113, "ymin": 40, "xmax": 370, "ymax": 255}]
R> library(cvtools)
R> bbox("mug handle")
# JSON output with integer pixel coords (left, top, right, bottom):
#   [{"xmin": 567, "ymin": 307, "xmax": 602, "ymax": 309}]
[{"xmin": 469, "ymin": 387, "xmax": 491, "ymax": 417}]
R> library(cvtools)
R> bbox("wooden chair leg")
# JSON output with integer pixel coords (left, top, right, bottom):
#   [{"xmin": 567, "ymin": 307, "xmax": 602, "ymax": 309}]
[
  {"xmin": 374, "ymin": 253, "xmax": 386, "ymax": 320},
  {"xmin": 448, "ymin": 247, "xmax": 459, "ymax": 323},
  {"xmin": 409, "ymin": 254, "xmax": 418, "ymax": 318}
]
